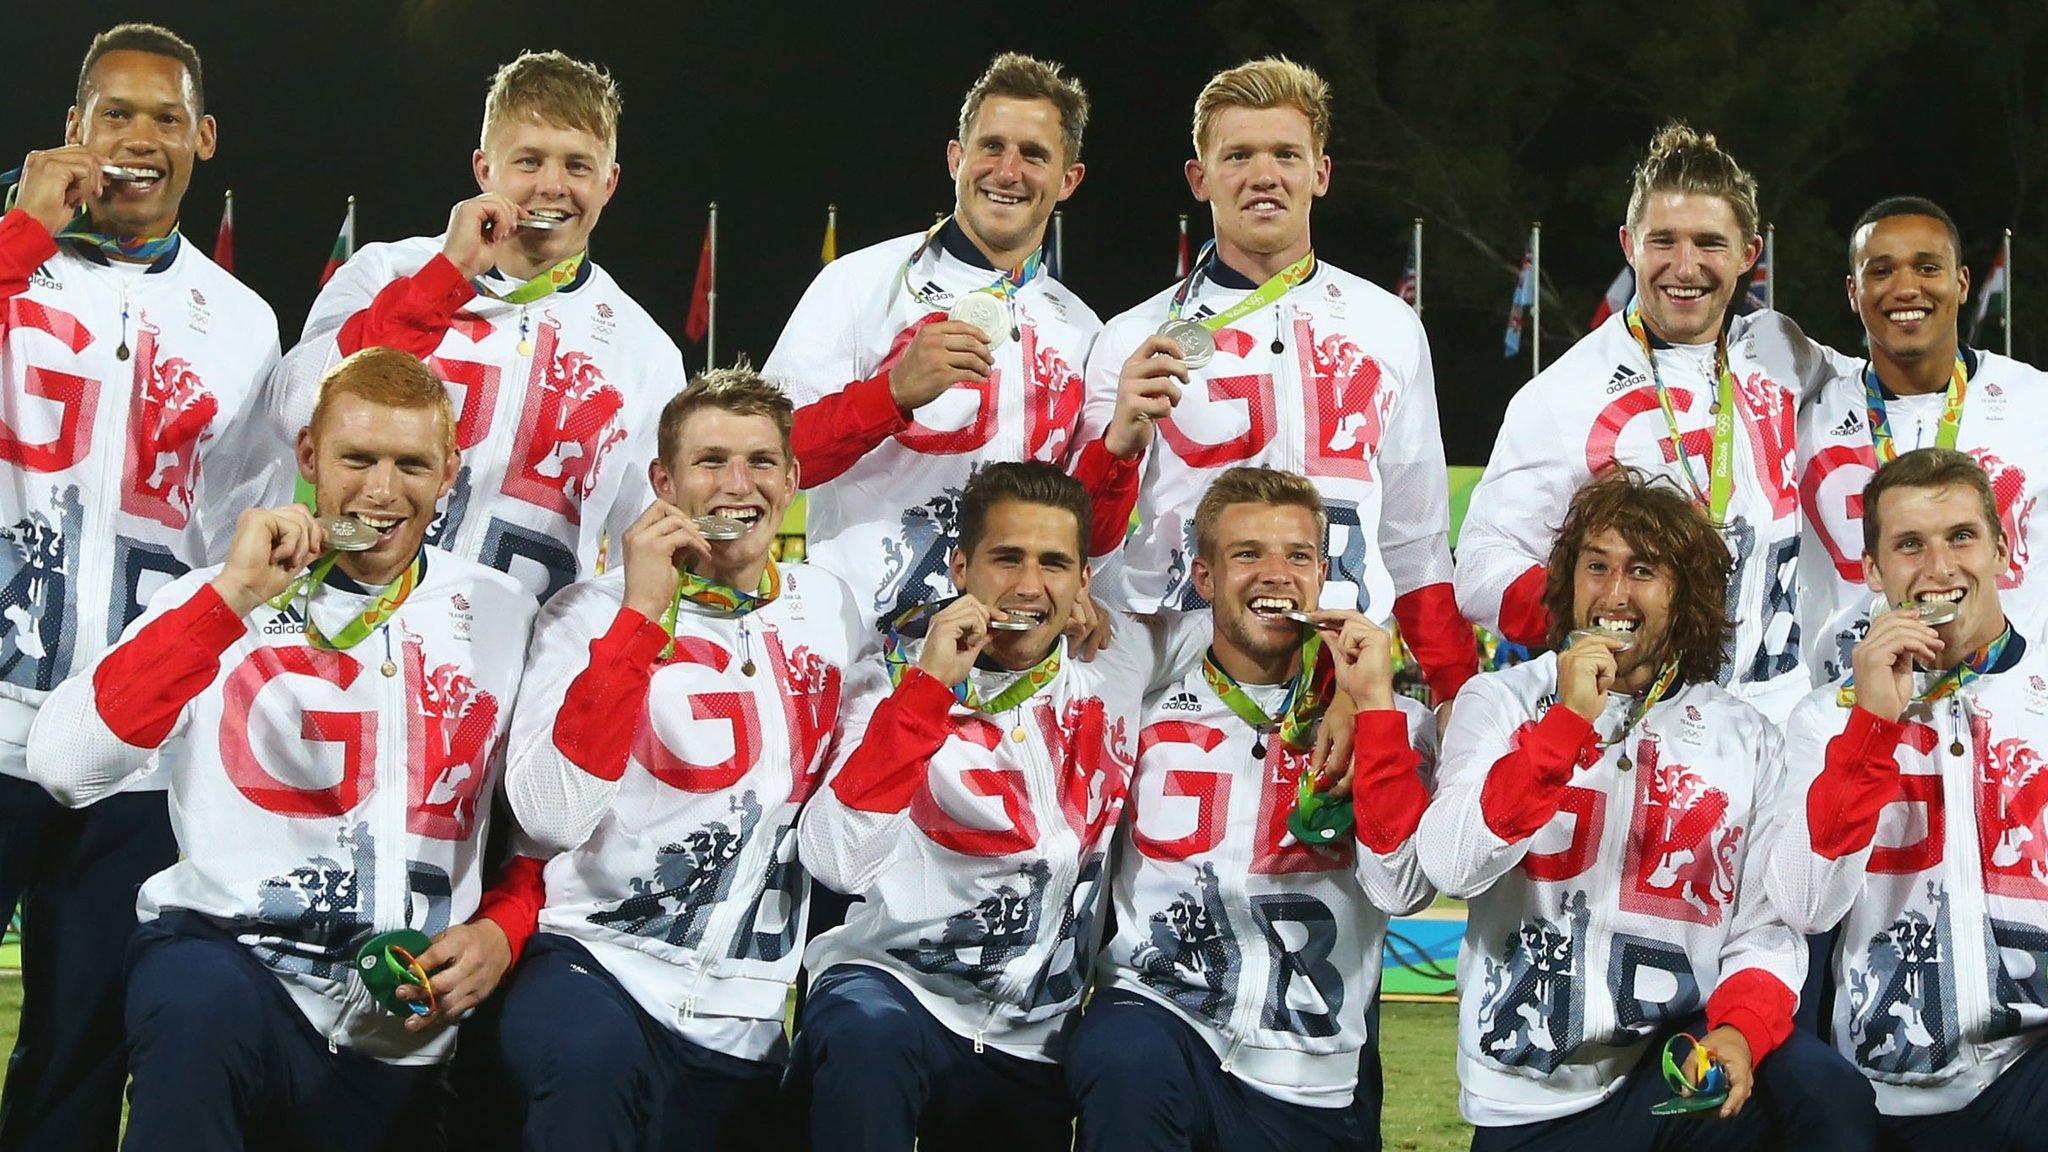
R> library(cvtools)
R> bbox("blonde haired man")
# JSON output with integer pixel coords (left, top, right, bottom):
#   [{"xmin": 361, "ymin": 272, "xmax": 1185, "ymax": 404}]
[
  {"xmin": 233, "ymin": 50, "xmax": 681, "ymax": 604},
  {"xmin": 764, "ymin": 52, "xmax": 1143, "ymax": 629},
  {"xmin": 1080, "ymin": 57, "xmax": 1478, "ymax": 714}
]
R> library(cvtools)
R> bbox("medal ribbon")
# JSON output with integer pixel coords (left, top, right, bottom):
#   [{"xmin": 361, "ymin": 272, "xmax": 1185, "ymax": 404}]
[
  {"xmin": 881, "ymin": 600, "xmax": 1064, "ymax": 712},
  {"xmin": 1623, "ymin": 305, "xmax": 1737, "ymax": 521},
  {"xmin": 1864, "ymin": 354, "xmax": 1968, "ymax": 463},
  {"xmin": 1200, "ymin": 634, "xmax": 1332, "ymax": 751},
  {"xmin": 1603, "ymin": 659, "xmax": 1682, "ymax": 749},
  {"xmin": 899, "ymin": 214, "xmax": 1046, "ymax": 310},
  {"xmin": 0, "ymin": 178, "xmax": 184, "ymax": 263},
  {"xmin": 473, "ymin": 251, "xmax": 587, "ymax": 305},
  {"xmin": 1835, "ymin": 623, "xmax": 2012, "ymax": 707},
  {"xmin": 266, "ymin": 552, "xmax": 423, "ymax": 652},
  {"xmin": 1167, "ymin": 239, "xmax": 1318, "ymax": 330},
  {"xmin": 655, "ymin": 561, "xmax": 782, "ymax": 661}
]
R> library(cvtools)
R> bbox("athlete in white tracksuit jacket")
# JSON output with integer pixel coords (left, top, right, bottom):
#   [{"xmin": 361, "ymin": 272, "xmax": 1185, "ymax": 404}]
[
  {"xmin": 1066, "ymin": 468, "xmax": 1435, "ymax": 1152},
  {"xmin": 1423, "ymin": 467, "xmax": 1870, "ymax": 1151},
  {"xmin": 1768, "ymin": 446, "xmax": 2048, "ymax": 1140}
]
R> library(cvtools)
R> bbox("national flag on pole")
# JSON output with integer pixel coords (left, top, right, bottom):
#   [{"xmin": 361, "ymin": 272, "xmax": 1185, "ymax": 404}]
[
  {"xmin": 1395, "ymin": 229, "xmax": 1419, "ymax": 308},
  {"xmin": 1589, "ymin": 266, "xmax": 1633, "ymax": 328},
  {"xmin": 1971, "ymin": 245, "xmax": 2009, "ymax": 345},
  {"xmin": 1503, "ymin": 232, "xmax": 1536, "ymax": 357},
  {"xmin": 213, "ymin": 189, "xmax": 234, "ymax": 275},
  {"xmin": 1175, "ymin": 214, "xmax": 1190, "ymax": 278},
  {"xmin": 685, "ymin": 223, "xmax": 714, "ymax": 344},
  {"xmin": 1742, "ymin": 243, "xmax": 1771, "ymax": 313},
  {"xmin": 821, "ymin": 204, "xmax": 837, "ymax": 265},
  {"xmin": 318, "ymin": 197, "xmax": 355, "ymax": 287}
]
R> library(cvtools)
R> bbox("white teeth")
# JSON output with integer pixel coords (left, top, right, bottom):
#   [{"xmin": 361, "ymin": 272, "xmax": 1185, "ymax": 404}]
[
  {"xmin": 1595, "ymin": 617, "xmax": 1638, "ymax": 632},
  {"xmin": 530, "ymin": 209, "xmax": 570, "ymax": 221},
  {"xmin": 1890, "ymin": 309, "xmax": 1928, "ymax": 322},
  {"xmin": 984, "ymin": 190, "xmax": 1024, "ymax": 205},
  {"xmin": 718, "ymin": 508, "xmax": 761, "ymax": 522},
  {"xmin": 1666, "ymin": 287, "xmax": 1706, "ymax": 299},
  {"xmin": 1919, "ymin": 589, "xmax": 1965, "ymax": 603},
  {"xmin": 1249, "ymin": 597, "xmax": 1297, "ymax": 614}
]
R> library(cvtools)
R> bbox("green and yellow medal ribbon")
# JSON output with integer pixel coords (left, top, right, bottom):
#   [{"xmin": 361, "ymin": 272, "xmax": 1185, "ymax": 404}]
[
  {"xmin": 1200, "ymin": 633, "xmax": 1333, "ymax": 751},
  {"xmin": 1624, "ymin": 305, "xmax": 1737, "ymax": 521},
  {"xmin": 267, "ymin": 552, "xmax": 423, "ymax": 651},
  {"xmin": 1605, "ymin": 659, "xmax": 1682, "ymax": 762},
  {"xmin": 474, "ymin": 250, "xmax": 587, "ymax": 305},
  {"xmin": 655, "ymin": 561, "xmax": 782, "ymax": 661},
  {"xmin": 1166, "ymin": 239, "xmax": 1317, "ymax": 331},
  {"xmin": 1864, "ymin": 354, "xmax": 1968, "ymax": 464},
  {"xmin": 1835, "ymin": 623, "xmax": 2011, "ymax": 707},
  {"xmin": 881, "ymin": 599, "xmax": 1063, "ymax": 713},
  {"xmin": 898, "ymin": 214, "xmax": 1046, "ymax": 310}
]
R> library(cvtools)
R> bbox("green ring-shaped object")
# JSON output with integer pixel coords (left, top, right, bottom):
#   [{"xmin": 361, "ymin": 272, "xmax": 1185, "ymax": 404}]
[{"xmin": 355, "ymin": 928, "xmax": 434, "ymax": 1017}]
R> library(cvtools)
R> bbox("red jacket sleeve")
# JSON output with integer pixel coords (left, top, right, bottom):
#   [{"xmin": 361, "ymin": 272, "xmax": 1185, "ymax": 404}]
[
  {"xmin": 791, "ymin": 311, "xmax": 949, "ymax": 488},
  {"xmin": 335, "ymin": 252, "xmax": 476, "ymax": 358},
  {"xmin": 1068, "ymin": 437, "xmax": 1141, "ymax": 557},
  {"xmin": 471, "ymin": 854, "xmax": 546, "ymax": 965},
  {"xmin": 1393, "ymin": 582, "xmax": 1479, "ymax": 703},
  {"xmin": 829, "ymin": 668, "xmax": 956, "ymax": 814},
  {"xmin": 551, "ymin": 608, "xmax": 671, "ymax": 783},
  {"xmin": 1495, "ymin": 563, "xmax": 1552, "ymax": 648},
  {"xmin": 1350, "ymin": 709, "xmax": 1429, "ymax": 854},
  {"xmin": 93, "ymin": 583, "xmax": 248, "ymax": 749},
  {"xmin": 1807, "ymin": 706, "xmax": 1908, "ymax": 859},
  {"xmin": 1478, "ymin": 707, "xmax": 1599, "ymax": 842},
  {"xmin": 0, "ymin": 209, "xmax": 58, "ymax": 306},
  {"xmin": 1707, "ymin": 967, "xmax": 1797, "ymax": 1065}
]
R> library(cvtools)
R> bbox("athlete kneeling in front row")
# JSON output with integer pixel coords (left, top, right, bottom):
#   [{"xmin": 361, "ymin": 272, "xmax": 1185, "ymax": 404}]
[
  {"xmin": 491, "ymin": 366, "xmax": 868, "ymax": 1150},
  {"xmin": 27, "ymin": 348, "xmax": 543, "ymax": 1152},
  {"xmin": 1420, "ymin": 467, "xmax": 1872, "ymax": 1151},
  {"xmin": 1067, "ymin": 466, "xmax": 1436, "ymax": 1152},
  {"xmin": 1770, "ymin": 448, "xmax": 2048, "ymax": 1148}
]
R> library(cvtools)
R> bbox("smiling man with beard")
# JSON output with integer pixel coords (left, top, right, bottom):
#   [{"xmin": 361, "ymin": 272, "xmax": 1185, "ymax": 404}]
[
  {"xmin": 1421, "ymin": 468, "xmax": 1871, "ymax": 1150},
  {"xmin": 1458, "ymin": 124, "xmax": 1837, "ymax": 726},
  {"xmin": 0, "ymin": 23, "xmax": 279, "ymax": 1150}
]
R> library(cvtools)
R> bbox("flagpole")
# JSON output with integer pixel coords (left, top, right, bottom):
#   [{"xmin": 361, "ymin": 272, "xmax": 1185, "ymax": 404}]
[
  {"xmin": 1052, "ymin": 210, "xmax": 1065, "ymax": 277},
  {"xmin": 1412, "ymin": 217, "xmax": 1424, "ymax": 316},
  {"xmin": 706, "ymin": 201, "xmax": 719, "ymax": 369},
  {"xmin": 1176, "ymin": 214, "xmax": 1190, "ymax": 278},
  {"xmin": 1765, "ymin": 224, "xmax": 1776, "ymax": 311},
  {"xmin": 345, "ymin": 194, "xmax": 356, "ymax": 252},
  {"xmin": 2006, "ymin": 227, "xmax": 2015, "ymax": 358},
  {"xmin": 1531, "ymin": 222, "xmax": 1542, "ymax": 376}
]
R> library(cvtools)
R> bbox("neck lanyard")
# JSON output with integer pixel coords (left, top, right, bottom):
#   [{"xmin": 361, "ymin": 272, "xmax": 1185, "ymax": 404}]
[
  {"xmin": 1865, "ymin": 354, "xmax": 1968, "ymax": 463},
  {"xmin": 1604, "ymin": 659, "xmax": 1681, "ymax": 771},
  {"xmin": 1166, "ymin": 239, "xmax": 1317, "ymax": 329},
  {"xmin": 57, "ymin": 217, "xmax": 180, "ymax": 264},
  {"xmin": 655, "ymin": 562, "xmax": 782, "ymax": 661},
  {"xmin": 1835, "ymin": 624, "xmax": 2013, "ymax": 708},
  {"xmin": 1624, "ymin": 305, "xmax": 1737, "ymax": 520},
  {"xmin": 881, "ymin": 599, "xmax": 1062, "ymax": 713},
  {"xmin": 473, "ymin": 251, "xmax": 586, "ymax": 305},
  {"xmin": 896, "ymin": 215, "xmax": 1044, "ymax": 310},
  {"xmin": 268, "ymin": 553, "xmax": 423, "ymax": 652},
  {"xmin": 1201, "ymin": 634, "xmax": 1330, "ymax": 755}
]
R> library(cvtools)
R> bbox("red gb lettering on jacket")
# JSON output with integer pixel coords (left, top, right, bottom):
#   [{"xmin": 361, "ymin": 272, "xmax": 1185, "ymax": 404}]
[
  {"xmin": 1132, "ymin": 721, "xmax": 1231, "ymax": 860},
  {"xmin": 634, "ymin": 636, "xmax": 761, "ymax": 793},
  {"xmin": 1, "ymin": 298, "xmax": 101, "ymax": 472},
  {"xmin": 1023, "ymin": 323, "xmax": 1083, "ymax": 463},
  {"xmin": 1035, "ymin": 697, "xmax": 1132, "ymax": 847},
  {"xmin": 121, "ymin": 325, "xmax": 219, "ymax": 529},
  {"xmin": 1618, "ymin": 735, "xmax": 1742, "ymax": 926},
  {"xmin": 1975, "ymin": 709, "xmax": 2048, "ymax": 899},
  {"xmin": 1158, "ymin": 328, "xmax": 1274, "ymax": 469},
  {"xmin": 1584, "ymin": 379, "xmax": 1791, "ymax": 516},
  {"xmin": 219, "ymin": 647, "xmax": 376, "ymax": 818},
  {"xmin": 403, "ymin": 629, "xmax": 500, "ymax": 840},
  {"xmin": 1804, "ymin": 445, "xmax": 2032, "ymax": 587},
  {"xmin": 910, "ymin": 716, "xmax": 1038, "ymax": 856},
  {"xmin": 1297, "ymin": 318, "xmax": 1388, "ymax": 482},
  {"xmin": 501, "ymin": 319, "xmax": 628, "ymax": 523},
  {"xmin": 1508, "ymin": 720, "xmax": 1605, "ymax": 882},
  {"xmin": 425, "ymin": 314, "xmax": 505, "ymax": 453},
  {"xmin": 1254, "ymin": 743, "xmax": 1352, "ymax": 875},
  {"xmin": 1870, "ymin": 722, "xmax": 1944, "ymax": 874},
  {"xmin": 762, "ymin": 627, "xmax": 842, "ymax": 803}
]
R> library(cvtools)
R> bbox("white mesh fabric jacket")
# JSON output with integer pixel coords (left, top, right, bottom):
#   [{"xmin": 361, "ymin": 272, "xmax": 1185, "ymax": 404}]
[
  {"xmin": 27, "ymin": 550, "xmax": 535, "ymax": 1064},
  {"xmin": 1419, "ymin": 653, "xmax": 1804, "ymax": 1125},
  {"xmin": 1080, "ymin": 261, "xmax": 1453, "ymax": 623}
]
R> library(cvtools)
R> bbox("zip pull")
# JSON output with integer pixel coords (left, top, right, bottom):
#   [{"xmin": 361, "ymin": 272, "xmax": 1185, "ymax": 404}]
[
  {"xmin": 685, "ymin": 994, "xmax": 698, "ymax": 1019},
  {"xmin": 116, "ymin": 282, "xmax": 132, "ymax": 361},
  {"xmin": 1269, "ymin": 303, "xmax": 1284, "ymax": 355},
  {"xmin": 972, "ymin": 1029, "xmax": 986, "ymax": 1055}
]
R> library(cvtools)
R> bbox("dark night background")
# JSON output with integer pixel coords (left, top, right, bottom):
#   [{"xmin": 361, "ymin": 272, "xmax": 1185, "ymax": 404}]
[{"xmin": 10, "ymin": 1, "xmax": 2045, "ymax": 465}]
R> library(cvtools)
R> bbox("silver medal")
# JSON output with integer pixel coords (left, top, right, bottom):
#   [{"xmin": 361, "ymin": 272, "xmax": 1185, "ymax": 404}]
[
  {"xmin": 321, "ymin": 515, "xmax": 379, "ymax": 552},
  {"xmin": 1566, "ymin": 626, "xmax": 1637, "ymax": 652},
  {"xmin": 1913, "ymin": 600, "xmax": 1960, "ymax": 626},
  {"xmin": 1281, "ymin": 609, "xmax": 1316, "ymax": 626},
  {"xmin": 99, "ymin": 164, "xmax": 158, "ymax": 183},
  {"xmin": 948, "ymin": 292, "xmax": 1011, "ymax": 350},
  {"xmin": 692, "ymin": 515, "xmax": 748, "ymax": 541},
  {"xmin": 1158, "ymin": 319, "xmax": 1215, "ymax": 369},
  {"xmin": 989, "ymin": 617, "xmax": 1037, "ymax": 632},
  {"xmin": 518, "ymin": 212, "xmax": 567, "ymax": 232}
]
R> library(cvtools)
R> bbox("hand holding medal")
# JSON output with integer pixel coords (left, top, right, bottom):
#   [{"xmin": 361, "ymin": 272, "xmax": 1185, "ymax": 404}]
[
  {"xmin": 888, "ymin": 316, "xmax": 995, "ymax": 411},
  {"xmin": 11, "ymin": 145, "xmax": 110, "ymax": 235},
  {"xmin": 209, "ymin": 504, "xmax": 331, "ymax": 616},
  {"xmin": 1104, "ymin": 334, "xmax": 1190, "ymax": 460},
  {"xmin": 440, "ymin": 191, "xmax": 527, "ymax": 278},
  {"xmin": 916, "ymin": 594, "xmax": 999, "ymax": 688},
  {"xmin": 619, "ymin": 499, "xmax": 717, "ymax": 622}
]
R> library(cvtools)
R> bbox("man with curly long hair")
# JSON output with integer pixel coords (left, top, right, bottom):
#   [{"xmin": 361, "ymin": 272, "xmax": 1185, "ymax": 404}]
[{"xmin": 1419, "ymin": 467, "xmax": 1872, "ymax": 1149}]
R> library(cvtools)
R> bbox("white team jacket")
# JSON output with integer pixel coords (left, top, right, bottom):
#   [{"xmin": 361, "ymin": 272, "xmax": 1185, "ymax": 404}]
[
  {"xmin": 0, "ymin": 212, "xmax": 278, "ymax": 780},
  {"xmin": 1102, "ymin": 676, "xmax": 1435, "ymax": 1108},
  {"xmin": 238, "ymin": 236, "xmax": 680, "ymax": 603},
  {"xmin": 761, "ymin": 229, "xmax": 1104, "ymax": 627},
  {"xmin": 504, "ymin": 565, "xmax": 866, "ymax": 1059},
  {"xmin": 1420, "ymin": 654, "xmax": 1804, "ymax": 1125},
  {"xmin": 797, "ymin": 625, "xmax": 1148, "ymax": 1061},
  {"xmin": 26, "ymin": 550, "xmax": 535, "ymax": 1064},
  {"xmin": 1797, "ymin": 348, "xmax": 2048, "ymax": 682},
  {"xmin": 1081, "ymin": 260, "xmax": 1455, "ymax": 624},
  {"xmin": 1768, "ymin": 644, "xmax": 2048, "ymax": 1116},
  {"xmin": 1457, "ymin": 309, "xmax": 1835, "ymax": 723}
]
